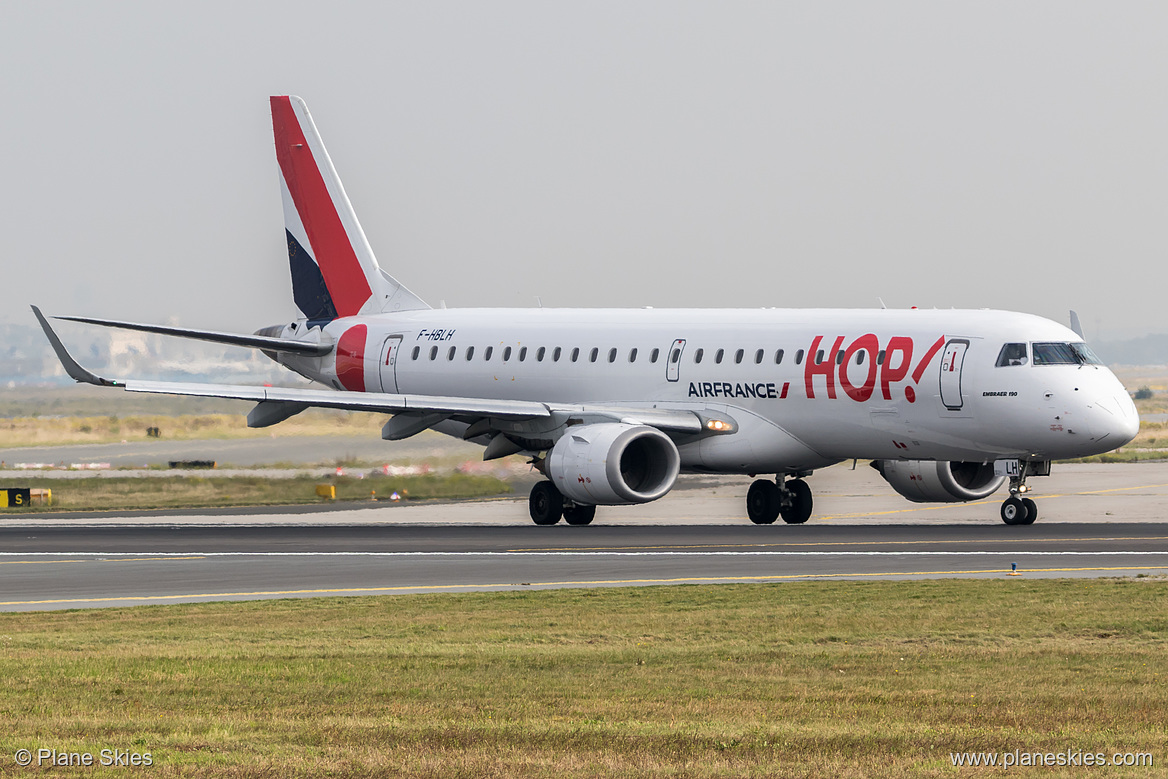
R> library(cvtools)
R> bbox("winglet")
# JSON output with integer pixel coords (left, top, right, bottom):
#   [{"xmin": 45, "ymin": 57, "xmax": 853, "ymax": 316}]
[
  {"xmin": 31, "ymin": 305, "xmax": 121, "ymax": 387},
  {"xmin": 1069, "ymin": 310, "xmax": 1085, "ymax": 339}
]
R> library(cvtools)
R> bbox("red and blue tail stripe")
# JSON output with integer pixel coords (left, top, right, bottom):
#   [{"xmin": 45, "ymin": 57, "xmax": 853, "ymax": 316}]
[{"xmin": 271, "ymin": 96, "xmax": 373, "ymax": 320}]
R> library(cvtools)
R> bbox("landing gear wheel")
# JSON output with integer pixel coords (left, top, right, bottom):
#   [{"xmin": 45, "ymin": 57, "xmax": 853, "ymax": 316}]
[
  {"xmin": 529, "ymin": 481, "xmax": 563, "ymax": 525},
  {"xmin": 1001, "ymin": 496, "xmax": 1030, "ymax": 526},
  {"xmin": 563, "ymin": 504, "xmax": 596, "ymax": 526},
  {"xmin": 780, "ymin": 479, "xmax": 813, "ymax": 524},
  {"xmin": 746, "ymin": 480, "xmax": 781, "ymax": 524},
  {"xmin": 1020, "ymin": 497, "xmax": 1038, "ymax": 525}
]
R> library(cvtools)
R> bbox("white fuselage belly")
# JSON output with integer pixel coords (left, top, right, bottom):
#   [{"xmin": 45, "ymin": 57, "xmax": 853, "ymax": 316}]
[{"xmin": 277, "ymin": 307, "xmax": 1138, "ymax": 473}]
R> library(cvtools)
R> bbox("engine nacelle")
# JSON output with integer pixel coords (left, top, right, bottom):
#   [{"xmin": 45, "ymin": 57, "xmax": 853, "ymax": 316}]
[
  {"xmin": 547, "ymin": 423, "xmax": 680, "ymax": 505},
  {"xmin": 872, "ymin": 460, "xmax": 1005, "ymax": 503}
]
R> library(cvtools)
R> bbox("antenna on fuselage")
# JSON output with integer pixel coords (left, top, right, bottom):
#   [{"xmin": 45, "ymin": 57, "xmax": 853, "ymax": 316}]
[{"xmin": 877, "ymin": 297, "xmax": 887, "ymax": 309}]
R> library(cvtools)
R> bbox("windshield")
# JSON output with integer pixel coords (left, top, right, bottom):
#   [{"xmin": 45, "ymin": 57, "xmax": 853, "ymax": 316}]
[{"xmin": 1032, "ymin": 342, "xmax": 1103, "ymax": 366}]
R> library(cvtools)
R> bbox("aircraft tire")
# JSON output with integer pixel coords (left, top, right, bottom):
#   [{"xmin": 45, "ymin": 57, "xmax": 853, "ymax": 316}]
[
  {"xmin": 780, "ymin": 479, "xmax": 813, "ymax": 524},
  {"xmin": 746, "ymin": 480, "xmax": 781, "ymax": 524},
  {"xmin": 563, "ymin": 504, "xmax": 597, "ymax": 526},
  {"xmin": 1000, "ymin": 497, "xmax": 1029, "ymax": 525},
  {"xmin": 1020, "ymin": 497, "xmax": 1038, "ymax": 525},
  {"xmin": 530, "ymin": 481, "xmax": 563, "ymax": 525}
]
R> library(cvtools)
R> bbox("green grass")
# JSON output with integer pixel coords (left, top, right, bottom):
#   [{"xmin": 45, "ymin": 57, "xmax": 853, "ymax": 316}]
[
  {"xmin": 0, "ymin": 580, "xmax": 1165, "ymax": 777},
  {"xmin": 0, "ymin": 473, "xmax": 512, "ymax": 513}
]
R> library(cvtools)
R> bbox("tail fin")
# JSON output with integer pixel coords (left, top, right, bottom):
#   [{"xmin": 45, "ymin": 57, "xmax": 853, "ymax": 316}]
[{"xmin": 270, "ymin": 95, "xmax": 429, "ymax": 320}]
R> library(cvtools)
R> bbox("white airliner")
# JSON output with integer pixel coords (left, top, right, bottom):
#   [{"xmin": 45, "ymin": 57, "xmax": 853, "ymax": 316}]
[{"xmin": 34, "ymin": 96, "xmax": 1140, "ymax": 526}]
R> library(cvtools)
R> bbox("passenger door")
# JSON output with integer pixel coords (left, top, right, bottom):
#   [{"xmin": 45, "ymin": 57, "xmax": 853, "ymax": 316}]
[{"xmin": 939, "ymin": 339, "xmax": 969, "ymax": 411}]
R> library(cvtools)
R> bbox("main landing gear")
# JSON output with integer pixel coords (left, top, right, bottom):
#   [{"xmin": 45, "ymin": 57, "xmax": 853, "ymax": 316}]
[
  {"xmin": 1000, "ymin": 462, "xmax": 1046, "ymax": 525},
  {"xmin": 529, "ymin": 480, "xmax": 596, "ymax": 526},
  {"xmin": 746, "ymin": 476, "xmax": 814, "ymax": 525}
]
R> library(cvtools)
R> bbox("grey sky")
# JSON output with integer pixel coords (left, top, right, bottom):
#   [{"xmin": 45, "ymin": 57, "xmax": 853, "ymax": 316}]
[{"xmin": 2, "ymin": 2, "xmax": 1165, "ymax": 340}]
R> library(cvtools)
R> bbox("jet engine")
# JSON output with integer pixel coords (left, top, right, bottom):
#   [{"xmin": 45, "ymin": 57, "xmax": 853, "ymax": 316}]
[
  {"xmin": 547, "ymin": 423, "xmax": 681, "ymax": 505},
  {"xmin": 872, "ymin": 460, "xmax": 1005, "ymax": 503}
]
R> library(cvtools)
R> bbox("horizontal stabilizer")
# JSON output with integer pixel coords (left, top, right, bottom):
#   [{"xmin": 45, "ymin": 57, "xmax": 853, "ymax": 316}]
[{"xmin": 51, "ymin": 313, "xmax": 333, "ymax": 356}]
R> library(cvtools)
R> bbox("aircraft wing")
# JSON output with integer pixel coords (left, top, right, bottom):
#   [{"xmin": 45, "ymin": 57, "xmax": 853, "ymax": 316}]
[
  {"xmin": 33, "ymin": 306, "xmax": 711, "ymax": 436},
  {"xmin": 49, "ymin": 311, "xmax": 332, "ymax": 356}
]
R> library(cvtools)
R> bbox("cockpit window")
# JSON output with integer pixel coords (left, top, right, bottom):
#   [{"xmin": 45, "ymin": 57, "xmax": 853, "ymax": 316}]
[
  {"xmin": 1032, "ymin": 342, "xmax": 1103, "ymax": 366},
  {"xmin": 1070, "ymin": 342, "xmax": 1103, "ymax": 365},
  {"xmin": 996, "ymin": 343, "xmax": 1028, "ymax": 367}
]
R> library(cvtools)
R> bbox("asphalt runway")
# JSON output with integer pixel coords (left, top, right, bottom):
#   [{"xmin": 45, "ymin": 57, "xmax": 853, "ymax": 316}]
[
  {"xmin": 2, "ymin": 462, "xmax": 1166, "ymax": 611},
  {"xmin": 1, "ymin": 524, "xmax": 1166, "ymax": 612}
]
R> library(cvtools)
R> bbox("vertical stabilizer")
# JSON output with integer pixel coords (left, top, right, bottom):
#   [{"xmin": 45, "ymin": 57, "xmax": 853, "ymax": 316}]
[{"xmin": 270, "ymin": 96, "xmax": 429, "ymax": 319}]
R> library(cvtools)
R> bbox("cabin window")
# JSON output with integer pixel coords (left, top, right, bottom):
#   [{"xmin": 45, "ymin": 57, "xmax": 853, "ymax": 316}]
[
  {"xmin": 518, "ymin": 346, "xmax": 527, "ymax": 362},
  {"xmin": 755, "ymin": 349, "xmax": 764, "ymax": 364},
  {"xmin": 429, "ymin": 346, "xmax": 438, "ymax": 361},
  {"xmin": 448, "ymin": 346, "xmax": 456, "ymax": 361},
  {"xmin": 877, "ymin": 350, "xmax": 885, "ymax": 365},
  {"xmin": 651, "ymin": 348, "xmax": 660, "ymax": 363},
  {"xmin": 629, "ymin": 348, "xmax": 638, "ymax": 363},
  {"xmin": 572, "ymin": 347, "xmax": 581, "ymax": 363},
  {"xmin": 735, "ymin": 349, "xmax": 744, "ymax": 364},
  {"xmin": 670, "ymin": 348, "xmax": 680, "ymax": 364},
  {"xmin": 694, "ymin": 348, "xmax": 704, "ymax": 364},
  {"xmin": 412, "ymin": 346, "xmax": 420, "ymax": 360},
  {"xmin": 484, "ymin": 346, "xmax": 493, "ymax": 361},
  {"xmin": 608, "ymin": 348, "xmax": 617, "ymax": 363},
  {"xmin": 466, "ymin": 346, "xmax": 475, "ymax": 361},
  {"xmin": 553, "ymin": 347, "xmax": 562, "ymax": 362},
  {"xmin": 590, "ymin": 348, "xmax": 599, "ymax": 363},
  {"xmin": 715, "ymin": 349, "xmax": 725, "ymax": 364},
  {"xmin": 856, "ymin": 351, "xmax": 865, "ymax": 365},
  {"xmin": 836, "ymin": 350, "xmax": 845, "ymax": 365},
  {"xmin": 795, "ymin": 349, "xmax": 805, "ymax": 365},
  {"xmin": 996, "ymin": 343, "xmax": 1028, "ymax": 367},
  {"xmin": 775, "ymin": 349, "xmax": 784, "ymax": 365},
  {"xmin": 536, "ymin": 346, "xmax": 546, "ymax": 362},
  {"xmin": 503, "ymin": 346, "xmax": 512, "ymax": 361}
]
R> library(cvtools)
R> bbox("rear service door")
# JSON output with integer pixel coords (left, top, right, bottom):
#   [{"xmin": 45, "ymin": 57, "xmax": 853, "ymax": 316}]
[{"xmin": 379, "ymin": 335, "xmax": 404, "ymax": 393}]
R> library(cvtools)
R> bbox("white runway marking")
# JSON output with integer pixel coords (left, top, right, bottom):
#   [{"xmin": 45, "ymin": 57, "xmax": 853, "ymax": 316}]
[{"xmin": 1, "ymin": 551, "xmax": 1166, "ymax": 558}]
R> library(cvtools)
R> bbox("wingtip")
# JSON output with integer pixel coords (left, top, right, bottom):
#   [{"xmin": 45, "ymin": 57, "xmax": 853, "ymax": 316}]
[{"xmin": 30, "ymin": 304, "xmax": 119, "ymax": 387}]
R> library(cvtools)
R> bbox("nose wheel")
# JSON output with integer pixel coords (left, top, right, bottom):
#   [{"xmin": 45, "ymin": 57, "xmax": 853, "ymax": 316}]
[
  {"xmin": 1000, "ymin": 464, "xmax": 1040, "ymax": 525},
  {"xmin": 1001, "ymin": 496, "xmax": 1037, "ymax": 525}
]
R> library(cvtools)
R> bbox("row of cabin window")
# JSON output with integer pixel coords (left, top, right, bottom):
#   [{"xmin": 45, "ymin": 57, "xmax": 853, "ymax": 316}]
[
  {"xmin": 410, "ymin": 344, "xmax": 890, "ymax": 367},
  {"xmin": 410, "ymin": 345, "xmax": 659, "ymax": 364}
]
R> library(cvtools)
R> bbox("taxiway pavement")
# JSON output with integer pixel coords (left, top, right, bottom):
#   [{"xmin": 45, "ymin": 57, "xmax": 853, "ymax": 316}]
[{"xmin": 1, "ymin": 462, "xmax": 1166, "ymax": 611}]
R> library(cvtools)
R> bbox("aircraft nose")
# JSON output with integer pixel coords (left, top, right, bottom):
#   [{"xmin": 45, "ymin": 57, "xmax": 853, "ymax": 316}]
[
  {"xmin": 1113, "ymin": 392, "xmax": 1141, "ymax": 444},
  {"xmin": 1088, "ymin": 392, "xmax": 1140, "ymax": 447}
]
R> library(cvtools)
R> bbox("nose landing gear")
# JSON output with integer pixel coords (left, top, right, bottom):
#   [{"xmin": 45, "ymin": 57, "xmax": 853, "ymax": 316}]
[{"xmin": 1000, "ymin": 461, "xmax": 1047, "ymax": 525}]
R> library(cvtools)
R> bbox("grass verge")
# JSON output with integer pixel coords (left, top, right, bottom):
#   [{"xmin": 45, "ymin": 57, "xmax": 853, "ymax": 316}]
[
  {"xmin": 0, "ymin": 580, "xmax": 1165, "ymax": 777},
  {"xmin": 0, "ymin": 473, "xmax": 512, "ymax": 513}
]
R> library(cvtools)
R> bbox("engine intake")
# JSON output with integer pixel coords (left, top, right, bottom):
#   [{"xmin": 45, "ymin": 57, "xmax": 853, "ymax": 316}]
[
  {"xmin": 872, "ymin": 460, "xmax": 1005, "ymax": 503},
  {"xmin": 547, "ymin": 423, "xmax": 680, "ymax": 505}
]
